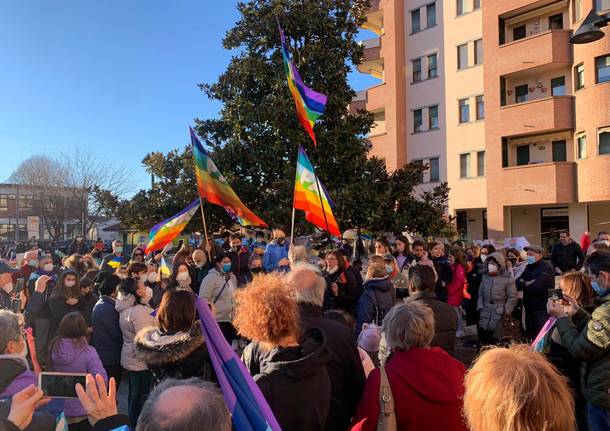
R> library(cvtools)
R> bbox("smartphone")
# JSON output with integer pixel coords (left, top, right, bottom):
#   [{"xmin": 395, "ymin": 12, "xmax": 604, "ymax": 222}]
[
  {"xmin": 38, "ymin": 372, "xmax": 87, "ymax": 398},
  {"xmin": 14, "ymin": 278, "xmax": 25, "ymax": 295},
  {"xmin": 10, "ymin": 298, "xmax": 21, "ymax": 313},
  {"xmin": 548, "ymin": 288, "xmax": 564, "ymax": 302}
]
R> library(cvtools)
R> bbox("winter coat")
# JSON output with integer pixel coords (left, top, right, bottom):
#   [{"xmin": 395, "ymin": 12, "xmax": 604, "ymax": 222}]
[
  {"xmin": 262, "ymin": 241, "xmax": 289, "ymax": 272},
  {"xmin": 323, "ymin": 269, "xmax": 362, "ymax": 314},
  {"xmin": 346, "ymin": 265, "xmax": 364, "ymax": 291},
  {"xmin": 92, "ymin": 295, "xmax": 123, "ymax": 366},
  {"xmin": 135, "ymin": 324, "xmax": 215, "ymax": 386},
  {"xmin": 228, "ymin": 247, "xmax": 252, "ymax": 287},
  {"xmin": 100, "ymin": 253, "xmax": 129, "ymax": 274},
  {"xmin": 351, "ymin": 347, "xmax": 468, "ymax": 431},
  {"xmin": 404, "ymin": 291, "xmax": 457, "ymax": 355},
  {"xmin": 115, "ymin": 292, "xmax": 156, "ymax": 371},
  {"xmin": 199, "ymin": 268, "xmax": 237, "ymax": 323},
  {"xmin": 516, "ymin": 258, "xmax": 555, "ymax": 313},
  {"xmin": 355, "ymin": 277, "xmax": 395, "ymax": 337},
  {"xmin": 431, "ymin": 255, "xmax": 452, "ymax": 302},
  {"xmin": 447, "ymin": 264, "xmax": 466, "ymax": 307},
  {"xmin": 79, "ymin": 291, "xmax": 98, "ymax": 326},
  {"xmin": 477, "ymin": 252, "xmax": 518, "ymax": 332},
  {"xmin": 47, "ymin": 294, "xmax": 84, "ymax": 336},
  {"xmin": 556, "ymin": 291, "xmax": 610, "ymax": 409},
  {"xmin": 49, "ymin": 338, "xmax": 107, "ymax": 417},
  {"xmin": 68, "ymin": 241, "xmax": 89, "ymax": 256},
  {"xmin": 551, "ymin": 240, "xmax": 585, "ymax": 273},
  {"xmin": 0, "ymin": 356, "xmax": 37, "ymax": 398},
  {"xmin": 243, "ymin": 328, "xmax": 331, "ymax": 431}
]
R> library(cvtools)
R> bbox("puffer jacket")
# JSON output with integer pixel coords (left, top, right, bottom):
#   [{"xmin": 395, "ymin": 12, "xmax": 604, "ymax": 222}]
[
  {"xmin": 355, "ymin": 277, "xmax": 395, "ymax": 337},
  {"xmin": 477, "ymin": 252, "xmax": 518, "ymax": 331},
  {"xmin": 135, "ymin": 323, "xmax": 215, "ymax": 386},
  {"xmin": 115, "ymin": 291, "xmax": 156, "ymax": 371},
  {"xmin": 199, "ymin": 268, "xmax": 237, "ymax": 323},
  {"xmin": 556, "ymin": 291, "xmax": 610, "ymax": 409}
]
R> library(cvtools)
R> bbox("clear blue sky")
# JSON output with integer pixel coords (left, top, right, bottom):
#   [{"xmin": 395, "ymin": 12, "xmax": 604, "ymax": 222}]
[{"xmin": 0, "ymin": 1, "xmax": 379, "ymax": 195}]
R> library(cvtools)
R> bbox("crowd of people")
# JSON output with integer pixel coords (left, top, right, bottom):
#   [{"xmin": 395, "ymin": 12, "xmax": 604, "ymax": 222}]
[{"xmin": 0, "ymin": 227, "xmax": 610, "ymax": 431}]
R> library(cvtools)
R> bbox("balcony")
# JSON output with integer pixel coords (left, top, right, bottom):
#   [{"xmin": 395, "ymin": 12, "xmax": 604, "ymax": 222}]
[
  {"xmin": 357, "ymin": 37, "xmax": 383, "ymax": 79},
  {"xmin": 499, "ymin": 161, "xmax": 576, "ymax": 206},
  {"xmin": 499, "ymin": 96, "xmax": 574, "ymax": 137},
  {"xmin": 497, "ymin": 30, "xmax": 572, "ymax": 76},
  {"xmin": 349, "ymin": 84, "xmax": 386, "ymax": 114}
]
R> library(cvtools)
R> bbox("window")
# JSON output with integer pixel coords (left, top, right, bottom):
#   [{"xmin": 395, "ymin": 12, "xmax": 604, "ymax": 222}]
[
  {"xmin": 549, "ymin": 13, "xmax": 564, "ymax": 30},
  {"xmin": 474, "ymin": 39, "xmax": 483, "ymax": 65},
  {"xmin": 600, "ymin": 129, "xmax": 610, "ymax": 155},
  {"xmin": 513, "ymin": 25, "xmax": 526, "ymax": 41},
  {"xmin": 457, "ymin": 44, "xmax": 468, "ymax": 69},
  {"xmin": 596, "ymin": 55, "xmax": 610, "ymax": 83},
  {"xmin": 428, "ymin": 105, "xmax": 439, "ymax": 129},
  {"xmin": 428, "ymin": 54, "xmax": 438, "ymax": 78},
  {"xmin": 477, "ymin": 151, "xmax": 485, "ymax": 176},
  {"xmin": 575, "ymin": 63, "xmax": 585, "ymax": 90},
  {"xmin": 430, "ymin": 157, "xmax": 440, "ymax": 182},
  {"xmin": 502, "ymin": 138, "xmax": 509, "ymax": 167},
  {"xmin": 413, "ymin": 159, "xmax": 424, "ymax": 183},
  {"xmin": 574, "ymin": 0, "xmax": 582, "ymax": 20},
  {"xmin": 551, "ymin": 76, "xmax": 566, "ymax": 96},
  {"xmin": 577, "ymin": 134, "xmax": 587, "ymax": 159},
  {"xmin": 414, "ymin": 109, "xmax": 423, "ymax": 132},
  {"xmin": 413, "ymin": 58, "xmax": 422, "ymax": 82},
  {"xmin": 459, "ymin": 98, "xmax": 470, "ymax": 123},
  {"xmin": 476, "ymin": 95, "xmax": 485, "ymax": 120},
  {"xmin": 18, "ymin": 195, "xmax": 34, "ymax": 210},
  {"xmin": 427, "ymin": 3, "xmax": 436, "ymax": 27},
  {"xmin": 0, "ymin": 195, "xmax": 9, "ymax": 211},
  {"xmin": 552, "ymin": 140, "xmax": 567, "ymax": 162},
  {"xmin": 412, "ymin": 9, "xmax": 421, "ymax": 33},
  {"xmin": 474, "ymin": 0, "xmax": 481, "ymax": 9},
  {"xmin": 517, "ymin": 145, "xmax": 530, "ymax": 165},
  {"xmin": 457, "ymin": 0, "xmax": 467, "ymax": 15},
  {"xmin": 597, "ymin": 0, "xmax": 610, "ymax": 11},
  {"xmin": 515, "ymin": 84, "xmax": 529, "ymax": 103},
  {"xmin": 460, "ymin": 153, "xmax": 471, "ymax": 178}
]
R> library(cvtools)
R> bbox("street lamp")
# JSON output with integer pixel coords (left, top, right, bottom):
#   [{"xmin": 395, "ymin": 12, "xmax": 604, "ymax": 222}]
[{"xmin": 570, "ymin": 9, "xmax": 610, "ymax": 44}]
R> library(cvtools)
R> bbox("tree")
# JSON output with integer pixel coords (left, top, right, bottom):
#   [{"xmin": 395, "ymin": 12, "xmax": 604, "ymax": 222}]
[
  {"xmin": 8, "ymin": 150, "xmax": 129, "ymax": 240},
  {"xmin": 119, "ymin": 0, "xmax": 454, "ymax": 238}
]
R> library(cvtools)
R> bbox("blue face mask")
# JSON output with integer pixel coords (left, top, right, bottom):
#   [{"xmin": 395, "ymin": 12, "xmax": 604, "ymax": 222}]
[
  {"xmin": 527, "ymin": 255, "xmax": 536, "ymax": 265},
  {"xmin": 222, "ymin": 263, "xmax": 232, "ymax": 273},
  {"xmin": 386, "ymin": 264, "xmax": 394, "ymax": 274},
  {"xmin": 592, "ymin": 281, "xmax": 605, "ymax": 296}
]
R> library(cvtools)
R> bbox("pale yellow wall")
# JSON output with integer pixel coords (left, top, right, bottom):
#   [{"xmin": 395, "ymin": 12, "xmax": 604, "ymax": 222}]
[
  {"xmin": 442, "ymin": 0, "xmax": 486, "ymax": 214},
  {"xmin": 510, "ymin": 206, "xmax": 542, "ymax": 244},
  {"xmin": 589, "ymin": 202, "xmax": 610, "ymax": 235}
]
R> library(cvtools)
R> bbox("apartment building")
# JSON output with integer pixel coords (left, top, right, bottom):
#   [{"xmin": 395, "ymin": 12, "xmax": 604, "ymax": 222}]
[
  {"xmin": 355, "ymin": 0, "xmax": 610, "ymax": 249},
  {"xmin": 484, "ymin": 0, "xmax": 610, "ymax": 251}
]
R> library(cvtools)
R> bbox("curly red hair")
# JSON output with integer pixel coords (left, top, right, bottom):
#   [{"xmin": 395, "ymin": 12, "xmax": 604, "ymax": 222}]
[{"xmin": 233, "ymin": 273, "xmax": 300, "ymax": 349}]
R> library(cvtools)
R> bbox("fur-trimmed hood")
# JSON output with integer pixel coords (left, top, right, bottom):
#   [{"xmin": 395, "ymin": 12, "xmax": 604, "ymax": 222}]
[{"xmin": 134, "ymin": 324, "xmax": 204, "ymax": 366}]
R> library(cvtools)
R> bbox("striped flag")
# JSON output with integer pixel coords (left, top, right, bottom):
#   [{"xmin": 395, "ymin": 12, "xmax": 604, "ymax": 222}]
[
  {"xmin": 144, "ymin": 200, "xmax": 200, "ymax": 255},
  {"xmin": 195, "ymin": 297, "xmax": 281, "ymax": 431}
]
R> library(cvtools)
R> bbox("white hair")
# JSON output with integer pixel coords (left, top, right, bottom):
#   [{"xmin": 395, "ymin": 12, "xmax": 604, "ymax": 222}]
[
  {"xmin": 382, "ymin": 301, "xmax": 435, "ymax": 351},
  {"xmin": 287, "ymin": 263, "xmax": 325, "ymax": 307}
]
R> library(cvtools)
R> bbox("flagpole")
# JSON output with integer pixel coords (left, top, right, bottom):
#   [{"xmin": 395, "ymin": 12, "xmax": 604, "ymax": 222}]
[
  {"xmin": 310, "ymin": 149, "xmax": 331, "ymax": 237},
  {"xmin": 199, "ymin": 197, "xmax": 211, "ymax": 261},
  {"xmin": 290, "ymin": 149, "xmax": 300, "ymax": 245}
]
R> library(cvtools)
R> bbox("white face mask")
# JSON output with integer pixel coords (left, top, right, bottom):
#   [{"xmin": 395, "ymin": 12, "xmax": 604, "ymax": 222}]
[
  {"xmin": 480, "ymin": 254, "xmax": 488, "ymax": 263},
  {"xmin": 488, "ymin": 263, "xmax": 499, "ymax": 274},
  {"xmin": 602, "ymin": 240, "xmax": 610, "ymax": 247},
  {"xmin": 17, "ymin": 337, "xmax": 28, "ymax": 359},
  {"xmin": 176, "ymin": 272, "xmax": 189, "ymax": 282},
  {"xmin": 2, "ymin": 282, "xmax": 13, "ymax": 294},
  {"xmin": 147, "ymin": 273, "xmax": 157, "ymax": 283},
  {"xmin": 64, "ymin": 280, "xmax": 76, "ymax": 288},
  {"xmin": 43, "ymin": 263, "xmax": 54, "ymax": 272}
]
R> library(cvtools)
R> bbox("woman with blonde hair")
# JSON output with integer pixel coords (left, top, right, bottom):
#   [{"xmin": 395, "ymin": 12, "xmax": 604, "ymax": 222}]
[
  {"xmin": 237, "ymin": 273, "xmax": 330, "ymax": 431},
  {"xmin": 464, "ymin": 345, "xmax": 575, "ymax": 431}
]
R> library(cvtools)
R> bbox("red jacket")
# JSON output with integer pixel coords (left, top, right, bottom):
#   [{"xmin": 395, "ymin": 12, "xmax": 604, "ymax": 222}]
[
  {"xmin": 447, "ymin": 264, "xmax": 466, "ymax": 306},
  {"xmin": 351, "ymin": 347, "xmax": 468, "ymax": 431}
]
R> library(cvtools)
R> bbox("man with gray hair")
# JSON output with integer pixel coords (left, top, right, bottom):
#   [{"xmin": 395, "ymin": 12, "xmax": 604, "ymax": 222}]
[
  {"xmin": 244, "ymin": 263, "xmax": 365, "ymax": 431},
  {"xmin": 0, "ymin": 310, "xmax": 36, "ymax": 399},
  {"xmin": 352, "ymin": 302, "xmax": 467, "ymax": 430},
  {"xmin": 136, "ymin": 378, "xmax": 230, "ymax": 431}
]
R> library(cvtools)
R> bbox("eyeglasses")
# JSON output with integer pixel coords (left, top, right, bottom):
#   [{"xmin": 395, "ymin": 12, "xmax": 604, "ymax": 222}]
[{"xmin": 134, "ymin": 253, "xmax": 143, "ymax": 257}]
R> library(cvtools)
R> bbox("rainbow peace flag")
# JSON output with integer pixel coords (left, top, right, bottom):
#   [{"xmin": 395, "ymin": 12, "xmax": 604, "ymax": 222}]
[
  {"xmin": 279, "ymin": 23, "xmax": 327, "ymax": 146},
  {"xmin": 195, "ymin": 297, "xmax": 281, "ymax": 431},
  {"xmin": 294, "ymin": 146, "xmax": 340, "ymax": 237},
  {"xmin": 190, "ymin": 128, "xmax": 268, "ymax": 227},
  {"xmin": 144, "ymin": 200, "xmax": 200, "ymax": 254}
]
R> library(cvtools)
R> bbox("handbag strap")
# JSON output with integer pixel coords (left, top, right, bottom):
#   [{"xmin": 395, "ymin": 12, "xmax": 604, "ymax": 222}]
[
  {"xmin": 213, "ymin": 276, "xmax": 231, "ymax": 305},
  {"xmin": 377, "ymin": 366, "xmax": 397, "ymax": 431}
]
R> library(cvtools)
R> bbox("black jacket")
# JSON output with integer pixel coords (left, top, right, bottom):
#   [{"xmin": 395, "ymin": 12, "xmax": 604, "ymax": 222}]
[
  {"xmin": 299, "ymin": 303, "xmax": 366, "ymax": 431},
  {"xmin": 355, "ymin": 277, "xmax": 395, "ymax": 337},
  {"xmin": 404, "ymin": 291, "xmax": 457, "ymax": 356},
  {"xmin": 228, "ymin": 247, "xmax": 252, "ymax": 287},
  {"xmin": 551, "ymin": 241, "xmax": 585, "ymax": 273},
  {"xmin": 431, "ymin": 255, "xmax": 453, "ymax": 302},
  {"xmin": 243, "ymin": 328, "xmax": 331, "ymax": 431},
  {"xmin": 516, "ymin": 259, "xmax": 555, "ymax": 313},
  {"xmin": 135, "ymin": 324, "xmax": 215, "ymax": 386},
  {"xmin": 323, "ymin": 269, "xmax": 361, "ymax": 314}
]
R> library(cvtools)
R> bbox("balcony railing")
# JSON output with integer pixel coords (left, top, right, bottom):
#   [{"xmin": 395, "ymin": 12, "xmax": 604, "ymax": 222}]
[{"xmin": 499, "ymin": 96, "xmax": 574, "ymax": 137}]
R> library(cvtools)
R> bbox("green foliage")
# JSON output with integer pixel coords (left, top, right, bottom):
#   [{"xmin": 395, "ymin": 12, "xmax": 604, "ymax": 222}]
[{"xmin": 118, "ymin": 0, "xmax": 454, "ymax": 238}]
